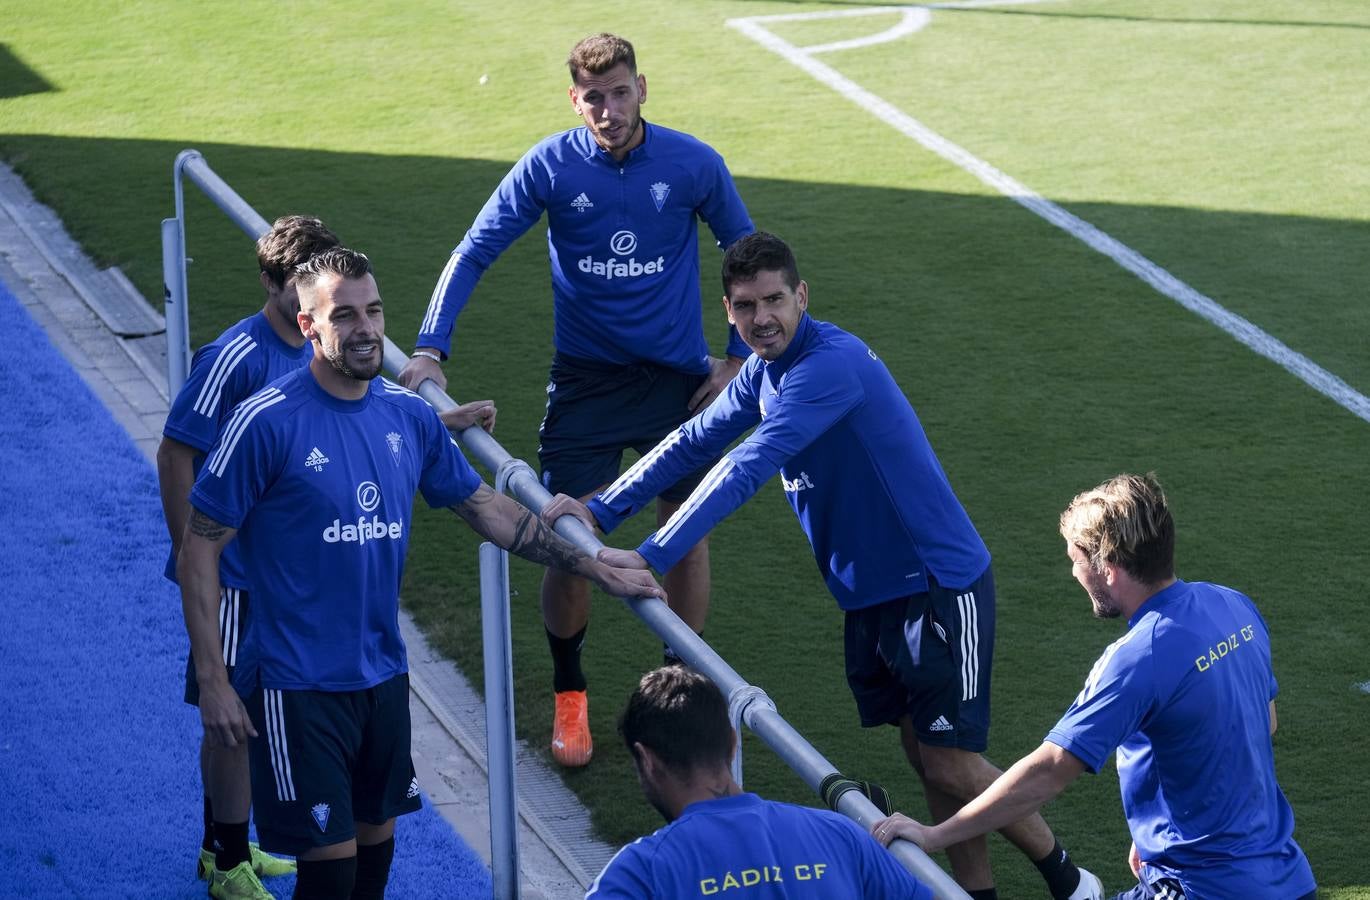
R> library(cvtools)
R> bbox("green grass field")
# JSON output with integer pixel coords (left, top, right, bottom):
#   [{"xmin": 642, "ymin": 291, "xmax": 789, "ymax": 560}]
[{"xmin": 5, "ymin": 1, "xmax": 1368, "ymax": 895}]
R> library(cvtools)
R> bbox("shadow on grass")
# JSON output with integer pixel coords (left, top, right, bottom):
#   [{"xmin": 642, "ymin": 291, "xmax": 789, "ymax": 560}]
[
  {"xmin": 0, "ymin": 44, "xmax": 56, "ymax": 100},
  {"xmin": 1, "ymin": 133, "xmax": 1365, "ymax": 892}
]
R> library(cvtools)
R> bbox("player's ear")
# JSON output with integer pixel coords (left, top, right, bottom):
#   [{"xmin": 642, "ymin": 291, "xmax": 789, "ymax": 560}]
[
  {"xmin": 796, "ymin": 280, "xmax": 808, "ymax": 312},
  {"xmin": 633, "ymin": 741, "xmax": 661, "ymax": 778},
  {"xmin": 722, "ymin": 295, "xmax": 736, "ymax": 326},
  {"xmin": 637, "ymin": 74, "xmax": 647, "ymax": 103},
  {"xmin": 259, "ymin": 270, "xmax": 274, "ymax": 294}
]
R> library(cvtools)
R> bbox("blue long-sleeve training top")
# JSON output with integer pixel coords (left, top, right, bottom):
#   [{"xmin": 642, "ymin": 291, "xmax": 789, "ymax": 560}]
[
  {"xmin": 417, "ymin": 122, "xmax": 753, "ymax": 373},
  {"xmin": 588, "ymin": 315, "xmax": 991, "ymax": 609}
]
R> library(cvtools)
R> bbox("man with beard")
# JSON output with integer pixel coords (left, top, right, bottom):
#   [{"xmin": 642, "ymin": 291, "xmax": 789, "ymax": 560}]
[
  {"xmin": 178, "ymin": 247, "xmax": 665, "ymax": 900},
  {"xmin": 586, "ymin": 666, "xmax": 934, "ymax": 899},
  {"xmin": 158, "ymin": 214, "xmax": 338, "ymax": 898},
  {"xmin": 159, "ymin": 219, "xmax": 497, "ymax": 900},
  {"xmin": 545, "ymin": 232, "xmax": 1102, "ymax": 900},
  {"xmin": 872, "ymin": 473, "xmax": 1317, "ymax": 900},
  {"xmin": 398, "ymin": 32, "xmax": 754, "ymax": 768}
]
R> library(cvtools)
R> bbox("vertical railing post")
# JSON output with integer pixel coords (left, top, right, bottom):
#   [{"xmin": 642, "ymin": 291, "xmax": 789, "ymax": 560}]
[
  {"xmin": 480, "ymin": 542, "xmax": 520, "ymax": 900},
  {"xmin": 160, "ymin": 217, "xmax": 189, "ymax": 395}
]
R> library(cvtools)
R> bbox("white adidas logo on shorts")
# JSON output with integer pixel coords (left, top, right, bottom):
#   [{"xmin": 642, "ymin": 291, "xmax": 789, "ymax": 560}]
[{"xmin": 928, "ymin": 716, "xmax": 954, "ymax": 733}]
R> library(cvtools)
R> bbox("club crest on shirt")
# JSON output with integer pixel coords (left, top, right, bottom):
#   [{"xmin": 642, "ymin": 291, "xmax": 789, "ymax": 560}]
[
  {"xmin": 386, "ymin": 431, "xmax": 403, "ymax": 466},
  {"xmin": 650, "ymin": 181, "xmax": 670, "ymax": 212},
  {"xmin": 311, "ymin": 803, "xmax": 331, "ymax": 832}
]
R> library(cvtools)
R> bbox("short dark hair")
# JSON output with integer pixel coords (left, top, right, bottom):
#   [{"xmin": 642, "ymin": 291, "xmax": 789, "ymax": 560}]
[
  {"xmin": 567, "ymin": 33, "xmax": 636, "ymax": 82},
  {"xmin": 721, "ymin": 232, "xmax": 800, "ymax": 297},
  {"xmin": 620, "ymin": 667, "xmax": 732, "ymax": 775},
  {"xmin": 293, "ymin": 246, "xmax": 373, "ymax": 294},
  {"xmin": 256, "ymin": 215, "xmax": 341, "ymax": 289},
  {"xmin": 1060, "ymin": 472, "xmax": 1176, "ymax": 585}
]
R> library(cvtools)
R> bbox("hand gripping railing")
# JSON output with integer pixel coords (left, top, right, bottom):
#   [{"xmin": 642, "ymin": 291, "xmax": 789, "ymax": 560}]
[{"xmin": 163, "ymin": 149, "xmax": 971, "ymax": 900}]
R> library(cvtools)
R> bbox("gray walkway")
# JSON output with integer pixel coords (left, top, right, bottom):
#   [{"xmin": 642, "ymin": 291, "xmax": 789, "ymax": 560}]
[{"xmin": 0, "ymin": 161, "xmax": 614, "ymax": 899}]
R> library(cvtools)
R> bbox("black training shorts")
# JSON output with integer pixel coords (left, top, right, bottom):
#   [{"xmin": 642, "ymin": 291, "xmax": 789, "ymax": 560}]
[
  {"xmin": 244, "ymin": 673, "xmax": 421, "ymax": 855},
  {"xmin": 537, "ymin": 353, "xmax": 717, "ymax": 503},
  {"xmin": 844, "ymin": 567, "xmax": 996, "ymax": 752}
]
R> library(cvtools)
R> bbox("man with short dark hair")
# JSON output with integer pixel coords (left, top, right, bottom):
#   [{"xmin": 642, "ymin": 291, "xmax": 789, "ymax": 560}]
[
  {"xmin": 179, "ymin": 247, "xmax": 664, "ymax": 899},
  {"xmin": 399, "ymin": 31, "xmax": 754, "ymax": 768},
  {"xmin": 158, "ymin": 214, "xmax": 340, "ymax": 897},
  {"xmin": 546, "ymin": 232, "xmax": 1101, "ymax": 899},
  {"xmin": 586, "ymin": 666, "xmax": 934, "ymax": 899},
  {"xmin": 873, "ymin": 473, "xmax": 1318, "ymax": 900}
]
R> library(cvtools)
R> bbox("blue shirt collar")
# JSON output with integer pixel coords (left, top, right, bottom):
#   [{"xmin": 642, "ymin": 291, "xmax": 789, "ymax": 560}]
[
  {"xmin": 582, "ymin": 120, "xmax": 653, "ymax": 166},
  {"xmin": 679, "ymin": 792, "xmax": 761, "ymax": 819},
  {"xmin": 1127, "ymin": 577, "xmax": 1186, "ymax": 628},
  {"xmin": 763, "ymin": 313, "xmax": 814, "ymax": 378}
]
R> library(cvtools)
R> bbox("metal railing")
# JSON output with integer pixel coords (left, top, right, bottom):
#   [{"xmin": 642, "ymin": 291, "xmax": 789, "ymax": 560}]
[{"xmin": 163, "ymin": 149, "xmax": 971, "ymax": 900}]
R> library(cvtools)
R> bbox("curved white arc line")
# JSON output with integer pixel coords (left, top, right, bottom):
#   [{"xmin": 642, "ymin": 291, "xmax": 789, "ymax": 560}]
[
  {"xmin": 725, "ymin": 16, "xmax": 1370, "ymax": 425},
  {"xmin": 802, "ymin": 9, "xmax": 932, "ymax": 55}
]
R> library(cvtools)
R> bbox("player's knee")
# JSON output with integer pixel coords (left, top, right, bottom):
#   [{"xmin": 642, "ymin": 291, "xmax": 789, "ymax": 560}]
[
  {"xmin": 543, "ymin": 564, "xmax": 592, "ymax": 595},
  {"xmin": 919, "ymin": 750, "xmax": 981, "ymax": 801}
]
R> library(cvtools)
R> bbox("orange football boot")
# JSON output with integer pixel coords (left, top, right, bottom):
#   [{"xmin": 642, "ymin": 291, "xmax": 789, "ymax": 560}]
[{"xmin": 551, "ymin": 689, "xmax": 593, "ymax": 767}]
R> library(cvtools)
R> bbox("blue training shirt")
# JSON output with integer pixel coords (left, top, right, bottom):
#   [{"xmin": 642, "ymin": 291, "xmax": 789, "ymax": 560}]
[
  {"xmin": 588, "ymin": 315, "xmax": 990, "ymax": 608},
  {"xmin": 417, "ymin": 122, "xmax": 753, "ymax": 372},
  {"xmin": 189, "ymin": 367, "xmax": 482, "ymax": 692},
  {"xmin": 1046, "ymin": 579, "xmax": 1316, "ymax": 898},
  {"xmin": 162, "ymin": 310, "xmax": 312, "ymax": 588},
  {"xmin": 586, "ymin": 793, "xmax": 932, "ymax": 899}
]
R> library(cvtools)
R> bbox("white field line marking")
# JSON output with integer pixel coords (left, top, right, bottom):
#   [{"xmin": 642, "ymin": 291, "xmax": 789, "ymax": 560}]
[
  {"xmin": 801, "ymin": 9, "xmax": 930, "ymax": 54},
  {"xmin": 728, "ymin": 8, "xmax": 1370, "ymax": 424}
]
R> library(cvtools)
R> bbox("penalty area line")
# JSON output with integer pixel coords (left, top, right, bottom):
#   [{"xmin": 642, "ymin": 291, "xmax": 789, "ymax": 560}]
[{"xmin": 726, "ymin": 8, "xmax": 1370, "ymax": 425}]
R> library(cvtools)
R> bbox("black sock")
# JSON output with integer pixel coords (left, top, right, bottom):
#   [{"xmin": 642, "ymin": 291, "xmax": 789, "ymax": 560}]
[
  {"xmin": 351, "ymin": 837, "xmax": 395, "ymax": 900},
  {"xmin": 1034, "ymin": 839, "xmax": 1083, "ymax": 900},
  {"xmin": 294, "ymin": 856, "xmax": 357, "ymax": 900},
  {"xmin": 213, "ymin": 820, "xmax": 251, "ymax": 873},
  {"xmin": 547, "ymin": 626, "xmax": 587, "ymax": 693},
  {"xmin": 201, "ymin": 796, "xmax": 217, "ymax": 853},
  {"xmin": 969, "ymin": 889, "xmax": 999, "ymax": 900}
]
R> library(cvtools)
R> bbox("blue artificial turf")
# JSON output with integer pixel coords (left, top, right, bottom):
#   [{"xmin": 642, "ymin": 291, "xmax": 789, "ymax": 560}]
[{"xmin": 0, "ymin": 281, "xmax": 493, "ymax": 898}]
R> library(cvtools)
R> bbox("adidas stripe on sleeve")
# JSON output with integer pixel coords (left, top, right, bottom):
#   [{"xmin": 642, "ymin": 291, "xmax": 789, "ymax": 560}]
[
  {"xmin": 191, "ymin": 386, "xmax": 287, "ymax": 529},
  {"xmin": 416, "ymin": 147, "xmax": 553, "ymax": 357}
]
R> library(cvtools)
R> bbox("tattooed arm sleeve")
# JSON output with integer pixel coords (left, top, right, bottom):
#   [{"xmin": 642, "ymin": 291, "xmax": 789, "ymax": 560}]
[
  {"xmin": 451, "ymin": 484, "xmax": 589, "ymax": 575},
  {"xmin": 178, "ymin": 507, "xmax": 238, "ymax": 688}
]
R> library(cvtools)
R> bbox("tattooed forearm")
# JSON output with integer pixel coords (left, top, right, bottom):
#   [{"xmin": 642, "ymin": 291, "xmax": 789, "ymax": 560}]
[
  {"xmin": 188, "ymin": 508, "xmax": 230, "ymax": 540},
  {"xmin": 506, "ymin": 509, "xmax": 587, "ymax": 573},
  {"xmin": 452, "ymin": 483, "xmax": 498, "ymax": 527},
  {"xmin": 453, "ymin": 485, "xmax": 589, "ymax": 574}
]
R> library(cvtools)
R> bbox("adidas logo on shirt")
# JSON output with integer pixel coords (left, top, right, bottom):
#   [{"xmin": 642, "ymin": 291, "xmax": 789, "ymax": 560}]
[
  {"xmin": 928, "ymin": 716, "xmax": 954, "ymax": 733},
  {"xmin": 305, "ymin": 447, "xmax": 330, "ymax": 471},
  {"xmin": 571, "ymin": 192, "xmax": 594, "ymax": 211}
]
